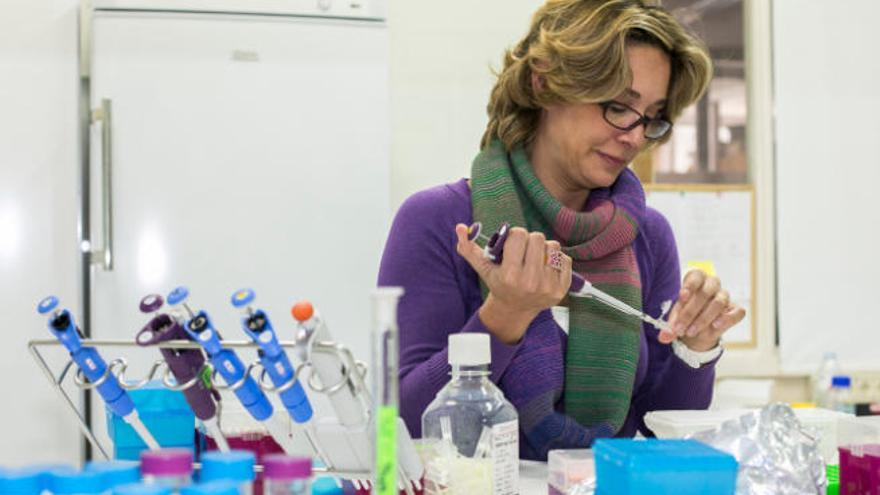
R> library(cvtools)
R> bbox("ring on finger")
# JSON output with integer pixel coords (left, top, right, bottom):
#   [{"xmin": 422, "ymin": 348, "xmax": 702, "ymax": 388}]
[{"xmin": 546, "ymin": 249, "xmax": 564, "ymax": 271}]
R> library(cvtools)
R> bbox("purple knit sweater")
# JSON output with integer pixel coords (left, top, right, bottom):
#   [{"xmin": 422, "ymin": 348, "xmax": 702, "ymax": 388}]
[{"xmin": 377, "ymin": 178, "xmax": 717, "ymax": 460}]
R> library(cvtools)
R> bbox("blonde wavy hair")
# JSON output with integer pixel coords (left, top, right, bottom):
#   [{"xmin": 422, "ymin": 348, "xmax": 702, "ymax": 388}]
[{"xmin": 481, "ymin": 0, "xmax": 712, "ymax": 150}]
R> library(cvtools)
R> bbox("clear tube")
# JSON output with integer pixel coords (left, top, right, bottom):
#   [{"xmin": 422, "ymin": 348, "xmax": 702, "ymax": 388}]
[
  {"xmin": 143, "ymin": 474, "xmax": 191, "ymax": 491},
  {"xmin": 264, "ymin": 478, "xmax": 311, "ymax": 495},
  {"xmin": 371, "ymin": 287, "xmax": 404, "ymax": 495}
]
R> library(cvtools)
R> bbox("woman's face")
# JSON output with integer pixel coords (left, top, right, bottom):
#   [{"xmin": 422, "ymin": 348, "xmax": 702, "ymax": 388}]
[{"xmin": 534, "ymin": 43, "xmax": 671, "ymax": 191}]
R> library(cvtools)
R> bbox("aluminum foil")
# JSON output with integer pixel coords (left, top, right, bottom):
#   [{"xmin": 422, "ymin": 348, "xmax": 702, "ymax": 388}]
[
  {"xmin": 691, "ymin": 403, "xmax": 826, "ymax": 495},
  {"xmin": 564, "ymin": 404, "xmax": 825, "ymax": 495}
]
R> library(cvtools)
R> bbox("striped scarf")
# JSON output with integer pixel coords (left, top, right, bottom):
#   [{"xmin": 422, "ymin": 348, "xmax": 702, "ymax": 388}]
[{"xmin": 471, "ymin": 140, "xmax": 645, "ymax": 432}]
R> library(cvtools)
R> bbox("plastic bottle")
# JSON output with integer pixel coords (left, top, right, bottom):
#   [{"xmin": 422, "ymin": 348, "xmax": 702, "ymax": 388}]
[
  {"xmin": 48, "ymin": 469, "xmax": 107, "ymax": 494},
  {"xmin": 0, "ymin": 467, "xmax": 42, "ymax": 494},
  {"xmin": 113, "ymin": 484, "xmax": 171, "ymax": 495},
  {"xmin": 141, "ymin": 449, "xmax": 193, "ymax": 491},
  {"xmin": 198, "ymin": 450, "xmax": 255, "ymax": 495},
  {"xmin": 829, "ymin": 375, "xmax": 855, "ymax": 414},
  {"xmin": 85, "ymin": 461, "xmax": 140, "ymax": 491},
  {"xmin": 262, "ymin": 455, "xmax": 312, "ymax": 495},
  {"xmin": 814, "ymin": 352, "xmax": 840, "ymax": 409},
  {"xmin": 421, "ymin": 333, "xmax": 519, "ymax": 495}
]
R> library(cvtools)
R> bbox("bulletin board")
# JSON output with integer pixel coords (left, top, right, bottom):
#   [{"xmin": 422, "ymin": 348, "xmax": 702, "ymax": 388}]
[{"xmin": 644, "ymin": 184, "xmax": 756, "ymax": 348}]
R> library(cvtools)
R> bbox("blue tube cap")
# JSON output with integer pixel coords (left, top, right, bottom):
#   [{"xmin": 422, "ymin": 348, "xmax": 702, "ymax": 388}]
[
  {"xmin": 0, "ymin": 467, "xmax": 43, "ymax": 494},
  {"xmin": 230, "ymin": 288, "xmax": 255, "ymax": 308},
  {"xmin": 199, "ymin": 450, "xmax": 255, "ymax": 483},
  {"xmin": 180, "ymin": 481, "xmax": 241, "ymax": 495},
  {"xmin": 113, "ymin": 483, "xmax": 172, "ymax": 495},
  {"xmin": 832, "ymin": 375, "xmax": 852, "ymax": 387},
  {"xmin": 313, "ymin": 476, "xmax": 343, "ymax": 495},
  {"xmin": 167, "ymin": 286, "xmax": 190, "ymax": 306},
  {"xmin": 50, "ymin": 469, "xmax": 105, "ymax": 494},
  {"xmin": 85, "ymin": 461, "xmax": 140, "ymax": 488},
  {"xmin": 37, "ymin": 296, "xmax": 59, "ymax": 314}
]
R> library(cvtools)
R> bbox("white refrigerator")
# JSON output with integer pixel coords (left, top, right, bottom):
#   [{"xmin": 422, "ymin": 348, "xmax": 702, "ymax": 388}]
[{"xmin": 81, "ymin": 0, "xmax": 390, "ymax": 457}]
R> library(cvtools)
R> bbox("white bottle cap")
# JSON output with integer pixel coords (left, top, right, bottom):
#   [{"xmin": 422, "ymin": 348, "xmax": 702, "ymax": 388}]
[{"xmin": 448, "ymin": 333, "xmax": 491, "ymax": 366}]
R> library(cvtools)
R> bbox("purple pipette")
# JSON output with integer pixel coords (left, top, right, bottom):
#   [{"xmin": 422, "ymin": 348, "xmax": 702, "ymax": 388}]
[
  {"xmin": 467, "ymin": 222, "xmax": 672, "ymax": 335},
  {"xmin": 136, "ymin": 294, "xmax": 230, "ymax": 451}
]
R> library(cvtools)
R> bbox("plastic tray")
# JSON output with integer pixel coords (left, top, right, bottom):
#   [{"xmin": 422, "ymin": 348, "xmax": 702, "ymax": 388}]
[{"xmin": 594, "ymin": 439, "xmax": 737, "ymax": 495}]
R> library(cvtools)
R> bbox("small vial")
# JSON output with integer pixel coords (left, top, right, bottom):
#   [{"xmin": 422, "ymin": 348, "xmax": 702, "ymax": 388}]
[
  {"xmin": 198, "ymin": 450, "xmax": 255, "ymax": 495},
  {"xmin": 830, "ymin": 375, "xmax": 855, "ymax": 414},
  {"xmin": 113, "ymin": 484, "xmax": 172, "ymax": 495},
  {"xmin": 141, "ymin": 449, "xmax": 194, "ymax": 491},
  {"xmin": 263, "ymin": 455, "xmax": 313, "ymax": 495},
  {"xmin": 48, "ymin": 469, "xmax": 107, "ymax": 495},
  {"xmin": 179, "ymin": 481, "xmax": 240, "ymax": 495},
  {"xmin": 85, "ymin": 461, "xmax": 140, "ymax": 491},
  {"xmin": 0, "ymin": 467, "xmax": 42, "ymax": 494}
]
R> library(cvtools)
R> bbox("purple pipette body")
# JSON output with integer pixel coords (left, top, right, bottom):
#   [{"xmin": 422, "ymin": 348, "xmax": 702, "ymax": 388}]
[
  {"xmin": 136, "ymin": 295, "xmax": 219, "ymax": 420},
  {"xmin": 469, "ymin": 222, "xmax": 588, "ymax": 292}
]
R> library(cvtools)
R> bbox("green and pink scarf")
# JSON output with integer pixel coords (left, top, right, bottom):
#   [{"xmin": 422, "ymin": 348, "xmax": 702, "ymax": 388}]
[{"xmin": 471, "ymin": 140, "xmax": 646, "ymax": 431}]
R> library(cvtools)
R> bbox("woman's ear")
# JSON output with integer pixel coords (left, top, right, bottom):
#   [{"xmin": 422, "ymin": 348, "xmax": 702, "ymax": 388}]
[{"xmin": 531, "ymin": 71, "xmax": 544, "ymax": 95}]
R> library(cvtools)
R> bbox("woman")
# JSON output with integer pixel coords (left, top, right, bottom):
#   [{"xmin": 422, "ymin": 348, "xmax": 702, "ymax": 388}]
[{"xmin": 378, "ymin": 0, "xmax": 746, "ymax": 460}]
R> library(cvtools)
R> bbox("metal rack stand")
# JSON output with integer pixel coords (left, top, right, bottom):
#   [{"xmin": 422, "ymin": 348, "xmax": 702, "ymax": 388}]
[{"xmin": 28, "ymin": 337, "xmax": 374, "ymax": 481}]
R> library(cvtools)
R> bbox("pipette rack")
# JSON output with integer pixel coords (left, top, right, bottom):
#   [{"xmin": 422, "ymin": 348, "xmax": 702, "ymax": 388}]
[{"xmin": 27, "ymin": 337, "xmax": 380, "ymax": 483}]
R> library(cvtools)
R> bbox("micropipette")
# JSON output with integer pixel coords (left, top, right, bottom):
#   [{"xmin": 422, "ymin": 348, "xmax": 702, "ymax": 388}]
[
  {"xmin": 135, "ymin": 293, "xmax": 230, "ymax": 452},
  {"xmin": 229, "ymin": 288, "xmax": 329, "ymax": 463},
  {"xmin": 164, "ymin": 286, "xmax": 295, "ymax": 453},
  {"xmin": 36, "ymin": 296, "xmax": 161, "ymax": 451},
  {"xmin": 291, "ymin": 300, "xmax": 424, "ymax": 493},
  {"xmin": 467, "ymin": 222, "xmax": 673, "ymax": 336}
]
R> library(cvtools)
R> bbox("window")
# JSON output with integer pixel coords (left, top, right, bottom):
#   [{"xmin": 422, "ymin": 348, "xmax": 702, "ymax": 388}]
[{"xmin": 648, "ymin": 0, "xmax": 748, "ymax": 184}]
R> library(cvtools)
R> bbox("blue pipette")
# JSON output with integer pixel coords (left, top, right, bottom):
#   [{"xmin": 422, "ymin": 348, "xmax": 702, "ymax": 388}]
[
  {"xmin": 165, "ymin": 287, "xmax": 294, "ymax": 452},
  {"xmin": 231, "ymin": 289, "xmax": 331, "ymax": 464},
  {"xmin": 230, "ymin": 289, "xmax": 312, "ymax": 422},
  {"xmin": 37, "ymin": 296, "xmax": 161, "ymax": 451}
]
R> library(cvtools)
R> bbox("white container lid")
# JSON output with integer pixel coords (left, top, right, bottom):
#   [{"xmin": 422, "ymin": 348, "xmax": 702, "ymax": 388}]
[{"xmin": 449, "ymin": 333, "xmax": 490, "ymax": 366}]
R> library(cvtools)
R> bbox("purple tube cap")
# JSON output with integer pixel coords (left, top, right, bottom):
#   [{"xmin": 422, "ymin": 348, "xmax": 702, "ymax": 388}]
[
  {"xmin": 141, "ymin": 448, "xmax": 193, "ymax": 477},
  {"xmin": 262, "ymin": 455, "xmax": 312, "ymax": 480}
]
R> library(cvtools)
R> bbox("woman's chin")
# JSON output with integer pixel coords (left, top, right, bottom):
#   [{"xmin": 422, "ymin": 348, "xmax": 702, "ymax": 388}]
[{"xmin": 582, "ymin": 170, "xmax": 622, "ymax": 189}]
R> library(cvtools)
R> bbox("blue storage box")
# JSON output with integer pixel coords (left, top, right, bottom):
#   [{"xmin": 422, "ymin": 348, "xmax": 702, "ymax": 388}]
[
  {"xmin": 594, "ymin": 439, "xmax": 737, "ymax": 495},
  {"xmin": 106, "ymin": 381, "xmax": 196, "ymax": 460}
]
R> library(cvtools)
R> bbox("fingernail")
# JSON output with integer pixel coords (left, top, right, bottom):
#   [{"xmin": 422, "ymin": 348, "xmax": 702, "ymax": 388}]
[
  {"xmin": 712, "ymin": 320, "xmax": 723, "ymax": 329},
  {"xmin": 687, "ymin": 325, "xmax": 697, "ymax": 337},
  {"xmin": 680, "ymin": 289, "xmax": 690, "ymax": 301}
]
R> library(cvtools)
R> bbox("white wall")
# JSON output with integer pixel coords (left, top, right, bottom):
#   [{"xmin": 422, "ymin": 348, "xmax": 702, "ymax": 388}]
[
  {"xmin": 774, "ymin": 0, "xmax": 880, "ymax": 372},
  {"xmin": 388, "ymin": 0, "xmax": 543, "ymax": 208},
  {"xmin": 0, "ymin": 0, "xmax": 546, "ymax": 465},
  {"xmin": 0, "ymin": 0, "xmax": 82, "ymax": 465}
]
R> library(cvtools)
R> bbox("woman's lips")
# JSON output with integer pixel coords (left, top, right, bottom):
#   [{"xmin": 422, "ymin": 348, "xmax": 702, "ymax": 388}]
[{"xmin": 596, "ymin": 150, "xmax": 627, "ymax": 168}]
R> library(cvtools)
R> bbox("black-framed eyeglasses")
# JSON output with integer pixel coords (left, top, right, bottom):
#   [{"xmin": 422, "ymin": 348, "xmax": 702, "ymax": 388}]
[{"xmin": 600, "ymin": 101, "xmax": 673, "ymax": 141}]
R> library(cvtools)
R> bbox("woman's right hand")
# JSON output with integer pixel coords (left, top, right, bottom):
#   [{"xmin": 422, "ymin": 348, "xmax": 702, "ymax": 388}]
[{"xmin": 455, "ymin": 223, "xmax": 572, "ymax": 344}]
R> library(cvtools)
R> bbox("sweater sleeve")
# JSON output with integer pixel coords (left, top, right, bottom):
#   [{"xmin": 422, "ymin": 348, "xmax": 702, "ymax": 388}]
[
  {"xmin": 377, "ymin": 185, "xmax": 522, "ymax": 438},
  {"xmin": 631, "ymin": 208, "xmax": 719, "ymax": 437}
]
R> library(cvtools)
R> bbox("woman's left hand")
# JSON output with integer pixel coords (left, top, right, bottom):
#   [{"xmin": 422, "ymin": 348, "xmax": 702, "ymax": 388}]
[{"xmin": 662, "ymin": 269, "xmax": 746, "ymax": 351}]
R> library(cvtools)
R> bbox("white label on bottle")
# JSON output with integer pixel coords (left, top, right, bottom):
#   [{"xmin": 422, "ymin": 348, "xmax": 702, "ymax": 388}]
[{"xmin": 491, "ymin": 419, "xmax": 519, "ymax": 495}]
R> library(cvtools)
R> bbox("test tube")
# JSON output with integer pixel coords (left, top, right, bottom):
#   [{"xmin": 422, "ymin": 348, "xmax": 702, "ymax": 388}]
[
  {"xmin": 262, "ymin": 455, "xmax": 313, "ymax": 495},
  {"xmin": 198, "ymin": 450, "xmax": 255, "ymax": 495},
  {"xmin": 371, "ymin": 287, "xmax": 404, "ymax": 495},
  {"xmin": 141, "ymin": 449, "xmax": 193, "ymax": 491}
]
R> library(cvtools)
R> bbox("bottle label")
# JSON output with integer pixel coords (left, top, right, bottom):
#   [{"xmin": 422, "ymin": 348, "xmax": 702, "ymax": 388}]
[{"xmin": 491, "ymin": 419, "xmax": 519, "ymax": 495}]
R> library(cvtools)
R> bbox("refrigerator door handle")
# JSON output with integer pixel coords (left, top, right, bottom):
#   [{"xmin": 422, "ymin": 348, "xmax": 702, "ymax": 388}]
[{"xmin": 90, "ymin": 98, "xmax": 114, "ymax": 271}]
